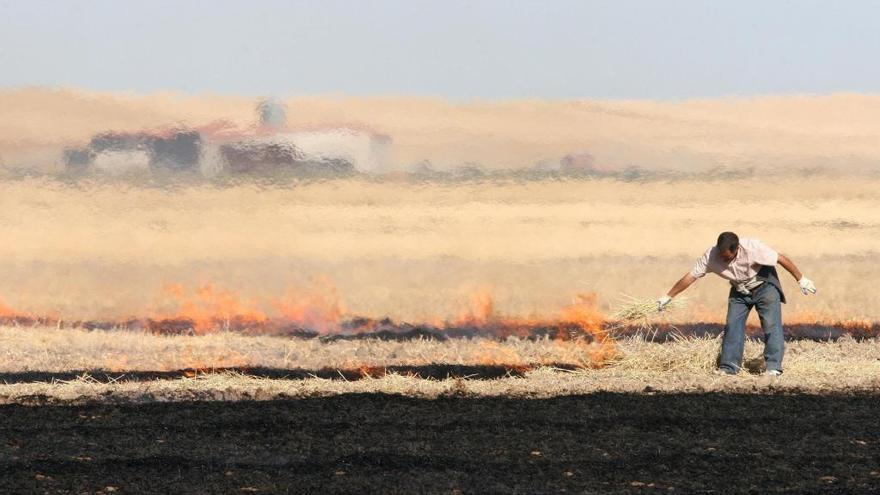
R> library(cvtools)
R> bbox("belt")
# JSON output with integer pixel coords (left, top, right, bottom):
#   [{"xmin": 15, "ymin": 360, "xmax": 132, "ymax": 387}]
[{"xmin": 731, "ymin": 276, "xmax": 764, "ymax": 295}]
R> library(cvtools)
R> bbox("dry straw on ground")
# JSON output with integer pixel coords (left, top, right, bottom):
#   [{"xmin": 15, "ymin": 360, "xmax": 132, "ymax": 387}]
[
  {"xmin": 0, "ymin": 325, "xmax": 604, "ymax": 372},
  {"xmin": 0, "ymin": 325, "xmax": 878, "ymax": 404}
]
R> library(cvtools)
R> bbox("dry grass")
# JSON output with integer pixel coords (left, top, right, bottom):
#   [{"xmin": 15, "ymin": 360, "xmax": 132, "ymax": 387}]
[
  {"xmin": 610, "ymin": 294, "xmax": 688, "ymax": 330},
  {"xmin": 1, "ymin": 325, "xmax": 878, "ymax": 404},
  {"xmin": 613, "ymin": 334, "xmax": 880, "ymax": 376},
  {"xmin": 0, "ymin": 176, "xmax": 878, "ymax": 324},
  {"xmin": 0, "ymin": 325, "xmax": 606, "ymax": 372},
  {"xmin": 1, "ymin": 177, "xmax": 878, "ymax": 265}
]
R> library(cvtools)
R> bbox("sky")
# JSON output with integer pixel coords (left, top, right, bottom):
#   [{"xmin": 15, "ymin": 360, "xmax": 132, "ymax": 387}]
[{"xmin": 1, "ymin": 0, "xmax": 879, "ymax": 100}]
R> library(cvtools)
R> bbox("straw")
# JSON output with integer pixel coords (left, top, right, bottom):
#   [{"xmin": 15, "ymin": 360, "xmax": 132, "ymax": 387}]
[{"xmin": 609, "ymin": 294, "xmax": 688, "ymax": 332}]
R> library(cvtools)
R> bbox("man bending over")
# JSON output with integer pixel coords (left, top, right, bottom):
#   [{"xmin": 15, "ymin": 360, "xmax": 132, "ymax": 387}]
[{"xmin": 658, "ymin": 232, "xmax": 817, "ymax": 375}]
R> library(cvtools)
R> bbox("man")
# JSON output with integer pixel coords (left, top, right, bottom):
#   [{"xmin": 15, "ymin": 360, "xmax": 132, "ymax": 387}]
[{"xmin": 658, "ymin": 232, "xmax": 817, "ymax": 375}]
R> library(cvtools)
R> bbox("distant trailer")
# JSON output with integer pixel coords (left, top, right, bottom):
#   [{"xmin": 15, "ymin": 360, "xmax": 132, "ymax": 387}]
[
  {"xmin": 266, "ymin": 129, "xmax": 391, "ymax": 174},
  {"xmin": 92, "ymin": 149, "xmax": 151, "ymax": 174},
  {"xmin": 63, "ymin": 120, "xmax": 391, "ymax": 177},
  {"xmin": 217, "ymin": 140, "xmax": 302, "ymax": 174},
  {"xmin": 207, "ymin": 135, "xmax": 359, "ymax": 176},
  {"xmin": 147, "ymin": 131, "xmax": 201, "ymax": 171},
  {"xmin": 64, "ymin": 129, "xmax": 202, "ymax": 173}
]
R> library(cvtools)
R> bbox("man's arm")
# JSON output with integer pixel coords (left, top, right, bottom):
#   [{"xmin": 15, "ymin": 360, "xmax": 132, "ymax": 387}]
[
  {"xmin": 659, "ymin": 247, "xmax": 710, "ymax": 310},
  {"xmin": 667, "ymin": 273, "xmax": 698, "ymax": 298},
  {"xmin": 777, "ymin": 253, "xmax": 817, "ymax": 294},
  {"xmin": 776, "ymin": 253, "xmax": 802, "ymax": 281},
  {"xmin": 657, "ymin": 273, "xmax": 698, "ymax": 310}
]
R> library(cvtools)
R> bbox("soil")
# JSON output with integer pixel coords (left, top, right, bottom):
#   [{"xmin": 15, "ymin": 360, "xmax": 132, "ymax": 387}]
[{"xmin": 2, "ymin": 393, "xmax": 879, "ymax": 494}]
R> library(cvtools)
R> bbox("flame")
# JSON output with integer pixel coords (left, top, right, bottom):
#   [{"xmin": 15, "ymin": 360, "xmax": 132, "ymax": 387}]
[
  {"xmin": 271, "ymin": 276, "xmax": 346, "ymax": 333},
  {"xmin": 454, "ymin": 287, "xmax": 495, "ymax": 326},
  {"xmin": 7, "ymin": 280, "xmax": 879, "ymax": 374},
  {"xmin": 144, "ymin": 279, "xmax": 349, "ymax": 334},
  {"xmin": 449, "ymin": 289, "xmax": 618, "ymax": 368},
  {"xmin": 151, "ymin": 283, "xmax": 268, "ymax": 333},
  {"xmin": 559, "ymin": 293, "xmax": 605, "ymax": 336},
  {"xmin": 557, "ymin": 292, "xmax": 619, "ymax": 367},
  {"xmin": 0, "ymin": 296, "xmax": 24, "ymax": 319}
]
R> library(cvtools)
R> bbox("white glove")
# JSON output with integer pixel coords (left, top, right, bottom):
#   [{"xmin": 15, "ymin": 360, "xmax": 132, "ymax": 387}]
[
  {"xmin": 657, "ymin": 295, "xmax": 672, "ymax": 311},
  {"xmin": 798, "ymin": 276, "xmax": 817, "ymax": 295}
]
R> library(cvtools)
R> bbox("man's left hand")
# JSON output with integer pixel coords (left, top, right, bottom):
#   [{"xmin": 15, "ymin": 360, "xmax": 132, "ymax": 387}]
[{"xmin": 798, "ymin": 276, "xmax": 817, "ymax": 295}]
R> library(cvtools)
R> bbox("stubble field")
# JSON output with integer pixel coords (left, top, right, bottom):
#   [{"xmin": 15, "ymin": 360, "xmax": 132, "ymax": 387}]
[
  {"xmin": 1, "ymin": 175, "xmax": 878, "ymax": 324},
  {"xmin": 1, "ymin": 174, "xmax": 879, "ymax": 493}
]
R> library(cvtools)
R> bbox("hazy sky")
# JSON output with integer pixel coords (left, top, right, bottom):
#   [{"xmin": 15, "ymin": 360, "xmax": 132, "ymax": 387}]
[{"xmin": 1, "ymin": 0, "xmax": 879, "ymax": 100}]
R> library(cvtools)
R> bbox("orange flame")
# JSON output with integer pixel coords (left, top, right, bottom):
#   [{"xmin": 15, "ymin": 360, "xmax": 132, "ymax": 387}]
[
  {"xmin": 147, "ymin": 278, "xmax": 348, "ymax": 334},
  {"xmin": 450, "ymin": 289, "xmax": 618, "ymax": 368},
  {"xmin": 152, "ymin": 283, "xmax": 268, "ymax": 333},
  {"xmin": 454, "ymin": 287, "xmax": 495, "ymax": 326},
  {"xmin": 271, "ymin": 277, "xmax": 346, "ymax": 333},
  {"xmin": 559, "ymin": 293, "xmax": 605, "ymax": 336},
  {"xmin": 558, "ymin": 292, "xmax": 619, "ymax": 367},
  {"xmin": 0, "ymin": 296, "xmax": 25, "ymax": 319}
]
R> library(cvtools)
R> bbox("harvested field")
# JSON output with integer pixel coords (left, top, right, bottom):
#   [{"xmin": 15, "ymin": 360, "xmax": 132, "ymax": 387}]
[
  {"xmin": 2, "ymin": 325, "xmax": 879, "ymax": 403},
  {"xmin": 2, "ymin": 393, "xmax": 879, "ymax": 494},
  {"xmin": 2, "ymin": 326, "xmax": 878, "ymax": 493},
  {"xmin": 0, "ymin": 152, "xmax": 878, "ymax": 493},
  {"xmin": 0, "ymin": 176, "xmax": 879, "ymax": 326},
  {"xmin": 6, "ymin": 39, "xmax": 880, "ymax": 494}
]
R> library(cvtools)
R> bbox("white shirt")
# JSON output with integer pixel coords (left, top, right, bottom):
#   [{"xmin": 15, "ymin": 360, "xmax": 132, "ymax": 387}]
[{"xmin": 690, "ymin": 238, "xmax": 779, "ymax": 283}]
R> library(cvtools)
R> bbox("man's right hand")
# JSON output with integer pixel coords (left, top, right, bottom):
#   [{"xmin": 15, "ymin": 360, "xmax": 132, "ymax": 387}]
[{"xmin": 657, "ymin": 295, "xmax": 672, "ymax": 311}]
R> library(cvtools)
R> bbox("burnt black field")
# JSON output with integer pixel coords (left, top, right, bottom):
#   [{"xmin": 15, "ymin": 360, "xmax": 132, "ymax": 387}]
[{"xmin": 2, "ymin": 393, "xmax": 879, "ymax": 494}]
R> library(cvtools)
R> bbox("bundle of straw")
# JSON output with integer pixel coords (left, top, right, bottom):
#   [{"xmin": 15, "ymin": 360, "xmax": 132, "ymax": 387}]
[{"xmin": 610, "ymin": 294, "xmax": 688, "ymax": 331}]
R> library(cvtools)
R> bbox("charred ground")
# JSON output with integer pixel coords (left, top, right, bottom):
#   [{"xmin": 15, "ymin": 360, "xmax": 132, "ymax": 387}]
[
  {"xmin": 2, "ymin": 392, "xmax": 878, "ymax": 494},
  {"xmin": 3, "ymin": 314, "xmax": 878, "ymax": 341}
]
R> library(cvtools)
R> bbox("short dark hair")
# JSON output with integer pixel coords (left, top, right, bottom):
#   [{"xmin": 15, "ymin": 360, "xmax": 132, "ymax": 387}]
[{"xmin": 716, "ymin": 231, "xmax": 739, "ymax": 252}]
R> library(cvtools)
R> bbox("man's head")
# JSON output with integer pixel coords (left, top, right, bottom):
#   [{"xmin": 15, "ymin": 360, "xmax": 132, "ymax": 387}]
[{"xmin": 716, "ymin": 231, "xmax": 739, "ymax": 263}]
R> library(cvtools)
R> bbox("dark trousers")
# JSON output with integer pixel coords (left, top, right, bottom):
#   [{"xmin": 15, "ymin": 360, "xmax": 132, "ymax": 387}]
[{"xmin": 719, "ymin": 282, "xmax": 784, "ymax": 373}]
